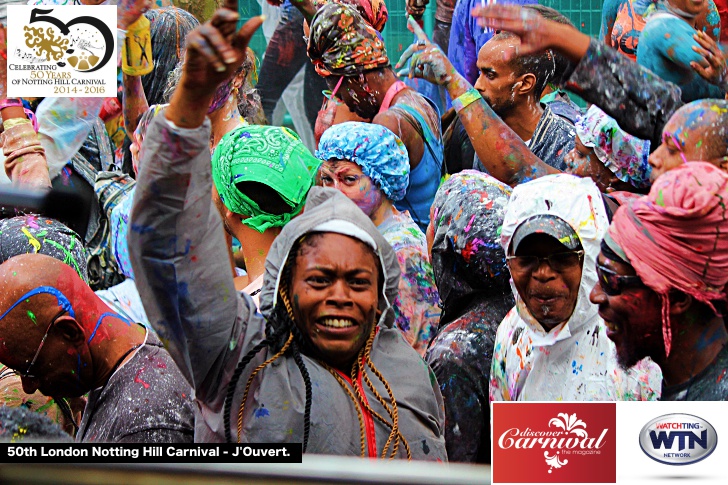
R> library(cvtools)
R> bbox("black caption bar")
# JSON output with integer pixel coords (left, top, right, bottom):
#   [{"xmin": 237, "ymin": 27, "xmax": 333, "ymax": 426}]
[{"xmin": 0, "ymin": 443, "xmax": 302, "ymax": 464}]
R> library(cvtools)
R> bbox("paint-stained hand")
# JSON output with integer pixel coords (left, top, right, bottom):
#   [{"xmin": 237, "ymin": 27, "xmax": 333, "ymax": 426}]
[
  {"xmin": 180, "ymin": 1, "xmax": 263, "ymax": 97},
  {"xmin": 405, "ymin": 0, "xmax": 427, "ymax": 23},
  {"xmin": 471, "ymin": 4, "xmax": 550, "ymax": 59},
  {"xmin": 118, "ymin": 0, "xmax": 154, "ymax": 30},
  {"xmin": 395, "ymin": 16, "xmax": 453, "ymax": 86},
  {"xmin": 690, "ymin": 31, "xmax": 728, "ymax": 92}
]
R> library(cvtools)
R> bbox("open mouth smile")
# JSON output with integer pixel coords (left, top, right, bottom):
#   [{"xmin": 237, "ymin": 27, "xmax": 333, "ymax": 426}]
[{"xmin": 318, "ymin": 318, "xmax": 356, "ymax": 329}]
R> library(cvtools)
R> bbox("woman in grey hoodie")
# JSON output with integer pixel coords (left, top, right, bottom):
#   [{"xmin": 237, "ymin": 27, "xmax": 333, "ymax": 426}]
[{"xmin": 128, "ymin": 4, "xmax": 446, "ymax": 459}]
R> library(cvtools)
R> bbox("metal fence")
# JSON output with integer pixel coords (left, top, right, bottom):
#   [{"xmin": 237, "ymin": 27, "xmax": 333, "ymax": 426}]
[
  {"xmin": 540, "ymin": 0, "xmax": 604, "ymax": 37},
  {"xmin": 239, "ymin": 1, "xmax": 605, "ymax": 65}
]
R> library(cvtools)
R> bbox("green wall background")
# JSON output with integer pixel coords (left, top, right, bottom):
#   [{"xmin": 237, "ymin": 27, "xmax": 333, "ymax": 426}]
[{"xmin": 238, "ymin": 0, "xmax": 605, "ymax": 64}]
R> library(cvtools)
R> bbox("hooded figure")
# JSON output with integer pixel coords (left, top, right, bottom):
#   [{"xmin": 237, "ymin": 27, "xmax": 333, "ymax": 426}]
[
  {"xmin": 129, "ymin": 114, "xmax": 447, "ymax": 459},
  {"xmin": 316, "ymin": 122, "xmax": 441, "ymax": 355},
  {"xmin": 425, "ymin": 171, "xmax": 514, "ymax": 463},
  {"xmin": 490, "ymin": 174, "xmax": 662, "ymax": 401}
]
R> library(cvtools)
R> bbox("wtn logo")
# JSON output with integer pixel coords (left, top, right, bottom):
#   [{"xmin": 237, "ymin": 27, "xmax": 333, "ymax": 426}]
[
  {"xmin": 639, "ymin": 414, "xmax": 717, "ymax": 465},
  {"xmin": 650, "ymin": 430, "xmax": 707, "ymax": 451}
]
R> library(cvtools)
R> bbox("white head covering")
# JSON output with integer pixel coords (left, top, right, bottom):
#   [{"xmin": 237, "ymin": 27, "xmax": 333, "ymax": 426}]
[{"xmin": 491, "ymin": 174, "xmax": 662, "ymax": 401}]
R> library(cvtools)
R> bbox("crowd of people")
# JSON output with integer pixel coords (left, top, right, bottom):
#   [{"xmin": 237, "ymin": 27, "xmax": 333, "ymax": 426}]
[{"xmin": 0, "ymin": 0, "xmax": 726, "ymax": 464}]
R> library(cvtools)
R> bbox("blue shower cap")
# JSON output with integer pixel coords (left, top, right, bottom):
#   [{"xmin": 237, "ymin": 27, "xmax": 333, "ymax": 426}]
[{"xmin": 316, "ymin": 122, "xmax": 410, "ymax": 202}]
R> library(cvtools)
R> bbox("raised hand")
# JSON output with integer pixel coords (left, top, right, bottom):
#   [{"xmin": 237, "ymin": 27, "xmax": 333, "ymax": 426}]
[
  {"xmin": 471, "ymin": 4, "xmax": 549, "ymax": 59},
  {"xmin": 167, "ymin": 0, "xmax": 263, "ymax": 127},
  {"xmin": 406, "ymin": 0, "xmax": 427, "ymax": 18},
  {"xmin": 118, "ymin": 0, "xmax": 153, "ymax": 30},
  {"xmin": 471, "ymin": 3, "xmax": 590, "ymax": 65},
  {"xmin": 180, "ymin": 1, "xmax": 263, "ymax": 96},
  {"xmin": 691, "ymin": 31, "xmax": 728, "ymax": 91},
  {"xmin": 394, "ymin": 16, "xmax": 454, "ymax": 86}
]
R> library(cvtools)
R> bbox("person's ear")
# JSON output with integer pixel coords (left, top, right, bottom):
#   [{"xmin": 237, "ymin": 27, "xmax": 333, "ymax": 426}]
[
  {"xmin": 54, "ymin": 316, "xmax": 86, "ymax": 347},
  {"xmin": 224, "ymin": 208, "xmax": 245, "ymax": 231},
  {"xmin": 718, "ymin": 156, "xmax": 728, "ymax": 173},
  {"xmin": 232, "ymin": 69, "xmax": 245, "ymax": 90},
  {"xmin": 515, "ymin": 73, "xmax": 537, "ymax": 96},
  {"xmin": 669, "ymin": 290, "xmax": 693, "ymax": 316}
]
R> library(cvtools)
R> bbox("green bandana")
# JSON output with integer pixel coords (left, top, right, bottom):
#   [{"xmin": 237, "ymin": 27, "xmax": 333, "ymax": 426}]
[{"xmin": 211, "ymin": 125, "xmax": 319, "ymax": 233}]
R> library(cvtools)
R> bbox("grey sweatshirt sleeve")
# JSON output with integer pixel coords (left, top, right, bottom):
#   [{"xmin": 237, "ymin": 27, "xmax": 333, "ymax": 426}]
[
  {"xmin": 565, "ymin": 38, "xmax": 684, "ymax": 148},
  {"xmin": 128, "ymin": 115, "xmax": 261, "ymax": 403}
]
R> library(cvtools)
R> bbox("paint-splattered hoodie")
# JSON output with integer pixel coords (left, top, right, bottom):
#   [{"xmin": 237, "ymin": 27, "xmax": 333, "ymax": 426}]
[
  {"xmin": 425, "ymin": 171, "xmax": 514, "ymax": 463},
  {"xmin": 129, "ymin": 116, "xmax": 447, "ymax": 459},
  {"xmin": 489, "ymin": 174, "xmax": 662, "ymax": 401}
]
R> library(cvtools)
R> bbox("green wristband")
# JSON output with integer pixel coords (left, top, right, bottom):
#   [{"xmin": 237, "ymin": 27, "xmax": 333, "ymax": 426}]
[{"xmin": 452, "ymin": 88, "xmax": 482, "ymax": 113}]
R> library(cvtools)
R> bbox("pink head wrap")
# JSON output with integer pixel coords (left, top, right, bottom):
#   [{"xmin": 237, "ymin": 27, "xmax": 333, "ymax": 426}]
[{"xmin": 608, "ymin": 162, "xmax": 728, "ymax": 357}]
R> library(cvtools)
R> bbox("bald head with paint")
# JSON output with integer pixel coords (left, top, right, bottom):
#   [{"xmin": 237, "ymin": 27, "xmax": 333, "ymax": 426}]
[
  {"xmin": 648, "ymin": 99, "xmax": 728, "ymax": 182},
  {"xmin": 0, "ymin": 254, "xmax": 145, "ymax": 398}
]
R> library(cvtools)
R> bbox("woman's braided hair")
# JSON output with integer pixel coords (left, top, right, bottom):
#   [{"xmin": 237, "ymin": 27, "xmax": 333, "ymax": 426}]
[{"xmin": 223, "ymin": 233, "xmax": 409, "ymax": 459}]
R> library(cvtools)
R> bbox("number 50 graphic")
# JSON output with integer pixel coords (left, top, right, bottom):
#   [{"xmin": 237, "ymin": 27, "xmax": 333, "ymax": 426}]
[{"xmin": 26, "ymin": 8, "xmax": 114, "ymax": 73}]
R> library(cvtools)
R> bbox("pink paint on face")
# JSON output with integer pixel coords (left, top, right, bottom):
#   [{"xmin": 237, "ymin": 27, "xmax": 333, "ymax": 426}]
[{"xmin": 318, "ymin": 159, "xmax": 384, "ymax": 218}]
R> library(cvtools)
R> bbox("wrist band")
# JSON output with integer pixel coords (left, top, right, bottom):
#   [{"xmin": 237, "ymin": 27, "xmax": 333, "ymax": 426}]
[
  {"xmin": 2, "ymin": 117, "xmax": 31, "ymax": 131},
  {"xmin": 0, "ymin": 98, "xmax": 24, "ymax": 110},
  {"xmin": 452, "ymin": 88, "xmax": 482, "ymax": 113}
]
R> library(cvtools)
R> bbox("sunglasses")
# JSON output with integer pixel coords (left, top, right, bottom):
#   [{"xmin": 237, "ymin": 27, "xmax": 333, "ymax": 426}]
[
  {"xmin": 595, "ymin": 263, "xmax": 644, "ymax": 296},
  {"xmin": 18, "ymin": 308, "xmax": 66, "ymax": 380},
  {"xmin": 506, "ymin": 250, "xmax": 584, "ymax": 273}
]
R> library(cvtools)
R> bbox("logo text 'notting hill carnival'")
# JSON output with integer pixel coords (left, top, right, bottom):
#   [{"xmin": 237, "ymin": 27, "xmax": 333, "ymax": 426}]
[
  {"xmin": 639, "ymin": 414, "xmax": 718, "ymax": 466},
  {"xmin": 498, "ymin": 412, "xmax": 608, "ymax": 474}
]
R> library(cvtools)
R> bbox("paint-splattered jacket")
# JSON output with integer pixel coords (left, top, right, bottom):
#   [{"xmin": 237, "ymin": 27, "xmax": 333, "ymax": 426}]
[
  {"xmin": 129, "ymin": 117, "xmax": 447, "ymax": 458},
  {"xmin": 77, "ymin": 329, "xmax": 195, "ymax": 443},
  {"xmin": 490, "ymin": 174, "xmax": 662, "ymax": 402},
  {"xmin": 425, "ymin": 171, "xmax": 514, "ymax": 463},
  {"xmin": 379, "ymin": 210, "xmax": 441, "ymax": 356},
  {"xmin": 565, "ymin": 38, "xmax": 684, "ymax": 149}
]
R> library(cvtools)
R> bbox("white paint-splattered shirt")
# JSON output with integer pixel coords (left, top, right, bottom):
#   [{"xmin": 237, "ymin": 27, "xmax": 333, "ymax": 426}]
[
  {"xmin": 490, "ymin": 307, "xmax": 661, "ymax": 401},
  {"xmin": 490, "ymin": 174, "xmax": 662, "ymax": 402}
]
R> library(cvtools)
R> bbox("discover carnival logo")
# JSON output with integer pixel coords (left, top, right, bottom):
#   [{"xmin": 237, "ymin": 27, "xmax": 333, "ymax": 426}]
[
  {"xmin": 639, "ymin": 414, "xmax": 718, "ymax": 466},
  {"xmin": 492, "ymin": 403, "xmax": 616, "ymax": 483}
]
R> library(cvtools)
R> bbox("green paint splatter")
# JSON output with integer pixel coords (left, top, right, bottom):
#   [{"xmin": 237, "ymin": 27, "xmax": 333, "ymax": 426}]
[
  {"xmin": 656, "ymin": 189, "xmax": 665, "ymax": 207},
  {"xmin": 27, "ymin": 311, "xmax": 37, "ymax": 325},
  {"xmin": 43, "ymin": 239, "xmax": 83, "ymax": 278}
]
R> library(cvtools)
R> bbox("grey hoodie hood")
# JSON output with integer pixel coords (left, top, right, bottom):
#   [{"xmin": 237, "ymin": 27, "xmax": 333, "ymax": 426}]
[{"xmin": 259, "ymin": 187, "xmax": 400, "ymax": 329}]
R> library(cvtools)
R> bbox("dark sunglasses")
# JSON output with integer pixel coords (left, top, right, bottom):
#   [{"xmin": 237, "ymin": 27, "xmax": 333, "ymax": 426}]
[
  {"xmin": 595, "ymin": 263, "xmax": 644, "ymax": 296},
  {"xmin": 506, "ymin": 250, "xmax": 584, "ymax": 273}
]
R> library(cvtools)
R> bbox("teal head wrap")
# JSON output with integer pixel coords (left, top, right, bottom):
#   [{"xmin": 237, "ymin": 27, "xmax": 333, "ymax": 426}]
[{"xmin": 211, "ymin": 125, "xmax": 320, "ymax": 233}]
